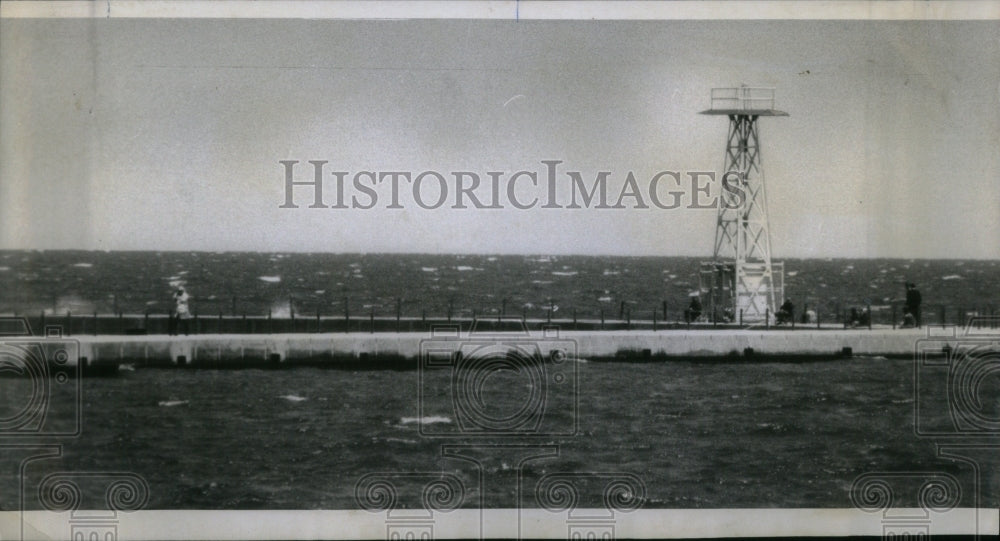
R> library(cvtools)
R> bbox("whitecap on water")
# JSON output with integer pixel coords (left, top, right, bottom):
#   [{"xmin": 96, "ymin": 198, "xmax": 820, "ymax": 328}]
[
  {"xmin": 0, "ymin": 266, "xmax": 8, "ymax": 271},
  {"xmin": 455, "ymin": 266, "xmax": 476, "ymax": 271},
  {"xmin": 421, "ymin": 267, "xmax": 437, "ymax": 272},
  {"xmin": 787, "ymin": 271, "xmax": 798, "ymax": 277},
  {"xmin": 598, "ymin": 296, "xmax": 612, "ymax": 302},
  {"xmin": 552, "ymin": 271, "xmax": 578, "ymax": 276},
  {"xmin": 280, "ymin": 395, "xmax": 307, "ymax": 402},
  {"xmin": 400, "ymin": 416, "xmax": 452, "ymax": 425},
  {"xmin": 383, "ymin": 437, "xmax": 419, "ymax": 445},
  {"xmin": 72, "ymin": 262, "xmax": 93, "ymax": 268},
  {"xmin": 942, "ymin": 275, "xmax": 962, "ymax": 280},
  {"xmin": 158, "ymin": 400, "xmax": 188, "ymax": 407}
]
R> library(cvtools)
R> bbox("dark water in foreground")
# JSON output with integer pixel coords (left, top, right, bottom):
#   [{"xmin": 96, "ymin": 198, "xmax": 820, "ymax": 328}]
[{"xmin": 4, "ymin": 358, "xmax": 997, "ymax": 510}]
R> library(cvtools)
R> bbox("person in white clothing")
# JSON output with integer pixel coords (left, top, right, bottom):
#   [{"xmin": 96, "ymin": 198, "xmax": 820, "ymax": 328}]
[{"xmin": 170, "ymin": 287, "xmax": 192, "ymax": 335}]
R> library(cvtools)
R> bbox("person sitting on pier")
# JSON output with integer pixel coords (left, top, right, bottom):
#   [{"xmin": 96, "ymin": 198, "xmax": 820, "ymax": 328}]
[
  {"xmin": 848, "ymin": 307, "xmax": 860, "ymax": 328},
  {"xmin": 857, "ymin": 307, "xmax": 871, "ymax": 328},
  {"xmin": 776, "ymin": 298, "xmax": 794, "ymax": 325},
  {"xmin": 685, "ymin": 296, "xmax": 702, "ymax": 323}
]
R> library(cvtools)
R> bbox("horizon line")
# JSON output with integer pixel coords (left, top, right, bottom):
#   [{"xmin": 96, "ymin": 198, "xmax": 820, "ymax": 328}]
[{"xmin": 1, "ymin": 247, "xmax": 998, "ymax": 262}]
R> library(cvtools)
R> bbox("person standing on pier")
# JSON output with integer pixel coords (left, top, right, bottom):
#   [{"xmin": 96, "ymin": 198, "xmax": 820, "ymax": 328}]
[
  {"xmin": 905, "ymin": 282, "xmax": 922, "ymax": 328},
  {"xmin": 171, "ymin": 287, "xmax": 192, "ymax": 335}
]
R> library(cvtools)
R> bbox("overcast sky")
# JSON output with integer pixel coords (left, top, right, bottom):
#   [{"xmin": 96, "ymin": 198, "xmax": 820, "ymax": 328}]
[{"xmin": 2, "ymin": 18, "xmax": 998, "ymax": 258}]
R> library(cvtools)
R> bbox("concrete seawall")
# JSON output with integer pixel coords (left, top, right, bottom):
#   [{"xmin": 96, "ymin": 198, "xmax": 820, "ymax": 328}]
[{"xmin": 63, "ymin": 328, "xmax": 938, "ymax": 369}]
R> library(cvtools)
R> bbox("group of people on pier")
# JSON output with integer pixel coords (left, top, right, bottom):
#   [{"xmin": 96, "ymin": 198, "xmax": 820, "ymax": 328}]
[{"xmin": 683, "ymin": 281, "xmax": 923, "ymax": 329}]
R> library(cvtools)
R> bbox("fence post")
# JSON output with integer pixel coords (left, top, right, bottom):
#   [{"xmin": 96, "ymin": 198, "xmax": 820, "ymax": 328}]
[
  {"xmin": 765, "ymin": 308, "xmax": 770, "ymax": 330},
  {"xmin": 144, "ymin": 311, "xmax": 149, "ymax": 332},
  {"xmin": 268, "ymin": 308, "xmax": 272, "ymax": 334},
  {"xmin": 40, "ymin": 311, "xmax": 45, "ymax": 334},
  {"xmin": 626, "ymin": 309, "xmax": 631, "ymax": 330},
  {"xmin": 316, "ymin": 309, "xmax": 321, "ymax": 333},
  {"xmin": 662, "ymin": 300, "xmax": 667, "ymax": 324},
  {"xmin": 448, "ymin": 300, "xmax": 453, "ymax": 322},
  {"xmin": 600, "ymin": 309, "xmax": 605, "ymax": 330},
  {"xmin": 573, "ymin": 309, "xmax": 577, "ymax": 330},
  {"xmin": 242, "ymin": 313, "xmax": 247, "ymax": 334},
  {"xmin": 653, "ymin": 308, "xmax": 657, "ymax": 331},
  {"xmin": 739, "ymin": 309, "xmax": 743, "ymax": 327},
  {"xmin": 867, "ymin": 302, "xmax": 872, "ymax": 330},
  {"xmin": 66, "ymin": 311, "xmax": 71, "ymax": 336},
  {"xmin": 396, "ymin": 298, "xmax": 401, "ymax": 333},
  {"xmin": 816, "ymin": 308, "xmax": 820, "ymax": 329},
  {"xmin": 93, "ymin": 311, "xmax": 98, "ymax": 336},
  {"xmin": 370, "ymin": 308, "xmax": 375, "ymax": 334},
  {"xmin": 892, "ymin": 304, "xmax": 896, "ymax": 330},
  {"xmin": 344, "ymin": 298, "xmax": 349, "ymax": 332}
]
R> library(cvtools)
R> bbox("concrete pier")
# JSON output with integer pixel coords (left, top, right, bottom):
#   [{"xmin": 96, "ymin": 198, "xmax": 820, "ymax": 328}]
[{"xmin": 64, "ymin": 328, "xmax": 935, "ymax": 369}]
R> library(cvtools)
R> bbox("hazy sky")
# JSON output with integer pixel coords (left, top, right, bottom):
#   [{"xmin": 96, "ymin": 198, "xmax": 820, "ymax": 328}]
[{"xmin": 2, "ymin": 17, "xmax": 998, "ymax": 258}]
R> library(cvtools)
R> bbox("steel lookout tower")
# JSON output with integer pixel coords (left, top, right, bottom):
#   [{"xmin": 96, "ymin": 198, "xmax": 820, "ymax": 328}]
[{"xmin": 699, "ymin": 86, "xmax": 787, "ymax": 324}]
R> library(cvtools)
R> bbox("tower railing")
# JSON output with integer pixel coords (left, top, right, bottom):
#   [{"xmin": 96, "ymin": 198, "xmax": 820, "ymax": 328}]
[{"xmin": 708, "ymin": 87, "xmax": 776, "ymax": 111}]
